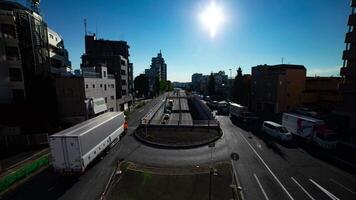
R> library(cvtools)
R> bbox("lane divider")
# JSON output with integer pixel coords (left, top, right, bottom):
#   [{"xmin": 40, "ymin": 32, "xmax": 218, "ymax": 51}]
[
  {"xmin": 309, "ymin": 179, "xmax": 340, "ymax": 200},
  {"xmin": 291, "ymin": 177, "xmax": 315, "ymax": 200},
  {"xmin": 237, "ymin": 130, "xmax": 295, "ymax": 200},
  {"xmin": 253, "ymin": 173, "xmax": 269, "ymax": 200}
]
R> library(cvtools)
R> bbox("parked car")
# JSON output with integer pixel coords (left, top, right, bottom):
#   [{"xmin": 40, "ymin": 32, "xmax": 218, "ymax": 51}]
[{"xmin": 261, "ymin": 121, "xmax": 293, "ymax": 141}]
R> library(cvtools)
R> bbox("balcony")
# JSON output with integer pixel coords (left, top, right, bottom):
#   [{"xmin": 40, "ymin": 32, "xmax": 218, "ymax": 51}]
[
  {"xmin": 345, "ymin": 31, "xmax": 356, "ymax": 43},
  {"xmin": 348, "ymin": 13, "xmax": 356, "ymax": 26},
  {"xmin": 342, "ymin": 50, "xmax": 356, "ymax": 60}
]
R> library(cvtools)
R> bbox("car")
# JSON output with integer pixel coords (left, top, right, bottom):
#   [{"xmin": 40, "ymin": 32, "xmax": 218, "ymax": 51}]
[{"xmin": 261, "ymin": 121, "xmax": 292, "ymax": 141}]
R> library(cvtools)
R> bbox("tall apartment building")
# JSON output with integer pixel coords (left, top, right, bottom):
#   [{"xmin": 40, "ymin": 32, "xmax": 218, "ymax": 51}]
[
  {"xmin": 145, "ymin": 51, "xmax": 168, "ymax": 93},
  {"xmin": 191, "ymin": 73, "xmax": 203, "ymax": 91},
  {"xmin": 47, "ymin": 27, "xmax": 71, "ymax": 75},
  {"xmin": 55, "ymin": 66, "xmax": 116, "ymax": 125},
  {"xmin": 0, "ymin": 1, "xmax": 59, "ymax": 133},
  {"xmin": 251, "ymin": 64, "xmax": 306, "ymax": 114},
  {"xmin": 0, "ymin": 1, "xmax": 50, "ymax": 104},
  {"xmin": 334, "ymin": 0, "xmax": 356, "ymax": 137},
  {"xmin": 81, "ymin": 34, "xmax": 133, "ymax": 110}
]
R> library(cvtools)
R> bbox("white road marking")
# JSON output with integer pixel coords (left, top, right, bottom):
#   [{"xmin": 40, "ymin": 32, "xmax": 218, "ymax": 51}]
[
  {"xmin": 309, "ymin": 179, "xmax": 340, "ymax": 200},
  {"xmin": 329, "ymin": 178, "xmax": 356, "ymax": 196},
  {"xmin": 291, "ymin": 177, "xmax": 315, "ymax": 200},
  {"xmin": 138, "ymin": 109, "xmax": 145, "ymax": 113},
  {"xmin": 254, "ymin": 173, "xmax": 269, "ymax": 200},
  {"xmin": 237, "ymin": 130, "xmax": 295, "ymax": 200}
]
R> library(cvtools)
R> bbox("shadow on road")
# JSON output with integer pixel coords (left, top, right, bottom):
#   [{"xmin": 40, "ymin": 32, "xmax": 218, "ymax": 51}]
[
  {"xmin": 229, "ymin": 117, "xmax": 297, "ymax": 160},
  {"xmin": 1, "ymin": 167, "xmax": 79, "ymax": 200}
]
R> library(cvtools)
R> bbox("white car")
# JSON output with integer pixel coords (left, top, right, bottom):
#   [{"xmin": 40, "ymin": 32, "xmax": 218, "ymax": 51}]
[{"xmin": 262, "ymin": 121, "xmax": 292, "ymax": 141}]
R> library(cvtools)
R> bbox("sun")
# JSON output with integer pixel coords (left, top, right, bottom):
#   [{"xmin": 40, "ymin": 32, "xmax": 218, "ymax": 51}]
[{"xmin": 199, "ymin": 1, "xmax": 225, "ymax": 38}]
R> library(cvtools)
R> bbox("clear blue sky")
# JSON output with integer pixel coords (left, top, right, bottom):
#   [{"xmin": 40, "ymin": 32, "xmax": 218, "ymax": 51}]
[{"xmin": 22, "ymin": 0, "xmax": 350, "ymax": 82}]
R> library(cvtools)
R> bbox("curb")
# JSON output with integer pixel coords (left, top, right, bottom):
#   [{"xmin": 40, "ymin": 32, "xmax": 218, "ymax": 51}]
[{"xmin": 134, "ymin": 129, "xmax": 223, "ymax": 149}]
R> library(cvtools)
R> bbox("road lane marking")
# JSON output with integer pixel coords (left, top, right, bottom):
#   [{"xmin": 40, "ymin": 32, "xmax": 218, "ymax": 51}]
[
  {"xmin": 329, "ymin": 178, "xmax": 356, "ymax": 196},
  {"xmin": 237, "ymin": 130, "xmax": 295, "ymax": 200},
  {"xmin": 291, "ymin": 177, "xmax": 315, "ymax": 200},
  {"xmin": 309, "ymin": 179, "xmax": 340, "ymax": 200},
  {"xmin": 254, "ymin": 173, "xmax": 270, "ymax": 200},
  {"xmin": 138, "ymin": 109, "xmax": 145, "ymax": 113}
]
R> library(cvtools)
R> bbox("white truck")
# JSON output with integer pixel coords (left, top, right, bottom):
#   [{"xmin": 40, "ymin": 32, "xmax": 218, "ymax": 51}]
[
  {"xmin": 229, "ymin": 102, "xmax": 258, "ymax": 122},
  {"xmin": 282, "ymin": 113, "xmax": 338, "ymax": 149},
  {"xmin": 49, "ymin": 112, "xmax": 125, "ymax": 173}
]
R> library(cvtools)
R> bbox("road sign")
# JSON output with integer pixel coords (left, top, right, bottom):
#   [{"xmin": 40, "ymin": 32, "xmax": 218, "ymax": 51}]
[{"xmin": 230, "ymin": 153, "xmax": 239, "ymax": 161}]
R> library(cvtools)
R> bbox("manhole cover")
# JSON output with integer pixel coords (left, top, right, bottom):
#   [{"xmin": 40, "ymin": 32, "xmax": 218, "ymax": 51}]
[{"xmin": 230, "ymin": 153, "xmax": 239, "ymax": 161}]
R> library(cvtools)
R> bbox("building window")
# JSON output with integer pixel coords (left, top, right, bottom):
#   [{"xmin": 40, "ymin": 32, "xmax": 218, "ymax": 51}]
[
  {"xmin": 121, "ymin": 80, "xmax": 126, "ymax": 85},
  {"xmin": 100, "ymin": 84, "xmax": 102, "ymax": 88},
  {"xmin": 49, "ymin": 34, "xmax": 53, "ymax": 39},
  {"xmin": 105, "ymin": 97, "xmax": 107, "ymax": 103},
  {"xmin": 104, "ymin": 84, "xmax": 107, "ymax": 91},
  {"xmin": 55, "ymin": 37, "xmax": 58, "ymax": 41},
  {"xmin": 12, "ymin": 89, "xmax": 24, "ymax": 103},
  {"xmin": 111, "ymin": 96, "xmax": 114, "ymax": 100},
  {"xmin": 122, "ymin": 90, "xmax": 127, "ymax": 95},
  {"xmin": 86, "ymin": 84, "xmax": 88, "ymax": 88},
  {"xmin": 1, "ymin": 24, "xmax": 16, "ymax": 39},
  {"xmin": 121, "ymin": 60, "xmax": 126, "ymax": 66},
  {"xmin": 104, "ymin": 71, "xmax": 106, "ymax": 77},
  {"xmin": 112, "ymin": 84, "xmax": 115, "ymax": 88},
  {"xmin": 93, "ymin": 84, "xmax": 95, "ymax": 88},
  {"xmin": 5, "ymin": 46, "xmax": 19, "ymax": 61},
  {"xmin": 8, "ymin": 68, "xmax": 22, "ymax": 81},
  {"xmin": 121, "ymin": 70, "xmax": 126, "ymax": 75}
]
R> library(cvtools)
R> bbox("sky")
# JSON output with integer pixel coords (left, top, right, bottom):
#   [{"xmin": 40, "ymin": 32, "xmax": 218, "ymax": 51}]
[{"xmin": 20, "ymin": 0, "xmax": 350, "ymax": 82}]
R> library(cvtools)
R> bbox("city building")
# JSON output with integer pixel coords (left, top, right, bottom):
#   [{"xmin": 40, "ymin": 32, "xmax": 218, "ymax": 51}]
[
  {"xmin": 191, "ymin": 73, "xmax": 203, "ymax": 91},
  {"xmin": 81, "ymin": 34, "xmax": 133, "ymax": 110},
  {"xmin": 251, "ymin": 64, "xmax": 306, "ymax": 114},
  {"xmin": 55, "ymin": 65, "xmax": 116, "ymax": 125},
  {"xmin": 231, "ymin": 68, "xmax": 251, "ymax": 107},
  {"xmin": 47, "ymin": 27, "xmax": 71, "ymax": 75},
  {"xmin": 172, "ymin": 82, "xmax": 191, "ymax": 89},
  {"xmin": 302, "ymin": 77, "xmax": 341, "ymax": 112},
  {"xmin": 334, "ymin": 0, "xmax": 356, "ymax": 138},
  {"xmin": 134, "ymin": 74, "xmax": 149, "ymax": 98},
  {"xmin": 0, "ymin": 1, "xmax": 59, "ymax": 133},
  {"xmin": 145, "ymin": 51, "xmax": 168, "ymax": 93}
]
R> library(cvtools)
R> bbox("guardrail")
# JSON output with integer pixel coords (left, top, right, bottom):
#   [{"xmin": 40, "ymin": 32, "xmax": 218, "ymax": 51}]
[
  {"xmin": 144, "ymin": 120, "xmax": 219, "ymax": 127},
  {"xmin": 141, "ymin": 99, "xmax": 165, "ymax": 124},
  {"xmin": 0, "ymin": 154, "xmax": 49, "ymax": 193}
]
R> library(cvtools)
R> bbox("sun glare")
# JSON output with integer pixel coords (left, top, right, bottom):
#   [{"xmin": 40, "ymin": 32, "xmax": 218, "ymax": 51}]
[{"xmin": 199, "ymin": 1, "xmax": 225, "ymax": 38}]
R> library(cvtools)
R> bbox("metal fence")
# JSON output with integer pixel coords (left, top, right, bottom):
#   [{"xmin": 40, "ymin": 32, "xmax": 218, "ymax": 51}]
[
  {"xmin": 0, "ymin": 134, "xmax": 48, "ymax": 150},
  {"xmin": 145, "ymin": 120, "xmax": 219, "ymax": 127}
]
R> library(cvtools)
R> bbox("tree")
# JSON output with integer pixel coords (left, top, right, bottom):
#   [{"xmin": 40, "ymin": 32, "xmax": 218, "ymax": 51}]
[
  {"xmin": 232, "ymin": 67, "xmax": 250, "ymax": 106},
  {"xmin": 208, "ymin": 72, "xmax": 215, "ymax": 96},
  {"xmin": 154, "ymin": 77, "xmax": 160, "ymax": 95},
  {"xmin": 166, "ymin": 80, "xmax": 173, "ymax": 91},
  {"xmin": 134, "ymin": 74, "xmax": 149, "ymax": 97},
  {"xmin": 159, "ymin": 80, "xmax": 167, "ymax": 92}
]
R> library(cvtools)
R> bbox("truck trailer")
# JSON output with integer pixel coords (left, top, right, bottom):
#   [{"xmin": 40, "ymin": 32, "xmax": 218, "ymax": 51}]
[
  {"xmin": 229, "ymin": 102, "xmax": 258, "ymax": 122},
  {"xmin": 282, "ymin": 113, "xmax": 337, "ymax": 149},
  {"xmin": 49, "ymin": 112, "xmax": 125, "ymax": 173}
]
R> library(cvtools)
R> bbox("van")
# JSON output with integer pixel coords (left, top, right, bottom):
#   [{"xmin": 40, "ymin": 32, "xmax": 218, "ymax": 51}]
[{"xmin": 262, "ymin": 121, "xmax": 292, "ymax": 141}]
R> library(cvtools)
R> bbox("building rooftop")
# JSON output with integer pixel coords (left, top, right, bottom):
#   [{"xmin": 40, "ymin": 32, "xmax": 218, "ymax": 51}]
[{"xmin": 255, "ymin": 64, "xmax": 306, "ymax": 70}]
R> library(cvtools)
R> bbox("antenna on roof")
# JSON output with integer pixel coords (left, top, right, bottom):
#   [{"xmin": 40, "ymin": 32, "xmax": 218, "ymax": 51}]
[
  {"xmin": 28, "ymin": 0, "xmax": 41, "ymax": 14},
  {"xmin": 96, "ymin": 23, "xmax": 98, "ymax": 37},
  {"xmin": 281, "ymin": 57, "xmax": 284, "ymax": 64},
  {"xmin": 84, "ymin": 18, "xmax": 87, "ymax": 36}
]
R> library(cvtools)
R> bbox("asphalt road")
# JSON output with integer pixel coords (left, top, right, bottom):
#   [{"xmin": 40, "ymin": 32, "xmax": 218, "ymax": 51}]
[
  {"xmin": 3, "ymin": 98, "xmax": 356, "ymax": 200},
  {"xmin": 218, "ymin": 115, "xmax": 356, "ymax": 200}
]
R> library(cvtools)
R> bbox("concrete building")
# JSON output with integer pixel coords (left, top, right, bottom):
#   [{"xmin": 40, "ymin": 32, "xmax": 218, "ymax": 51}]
[
  {"xmin": 251, "ymin": 64, "xmax": 306, "ymax": 114},
  {"xmin": 145, "ymin": 51, "xmax": 168, "ymax": 93},
  {"xmin": 55, "ymin": 65, "xmax": 116, "ymax": 125},
  {"xmin": 191, "ymin": 73, "xmax": 203, "ymax": 91},
  {"xmin": 0, "ymin": 1, "xmax": 50, "ymax": 104},
  {"xmin": 334, "ymin": 0, "xmax": 356, "ymax": 138},
  {"xmin": 81, "ymin": 34, "xmax": 133, "ymax": 110},
  {"xmin": 231, "ymin": 68, "xmax": 251, "ymax": 107},
  {"xmin": 302, "ymin": 77, "xmax": 341, "ymax": 112},
  {"xmin": 47, "ymin": 27, "xmax": 71, "ymax": 75}
]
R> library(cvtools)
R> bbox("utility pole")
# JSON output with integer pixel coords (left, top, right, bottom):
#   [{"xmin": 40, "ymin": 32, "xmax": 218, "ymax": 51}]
[
  {"xmin": 229, "ymin": 68, "xmax": 232, "ymax": 79},
  {"xmin": 84, "ymin": 18, "xmax": 87, "ymax": 36},
  {"xmin": 281, "ymin": 57, "xmax": 284, "ymax": 64}
]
